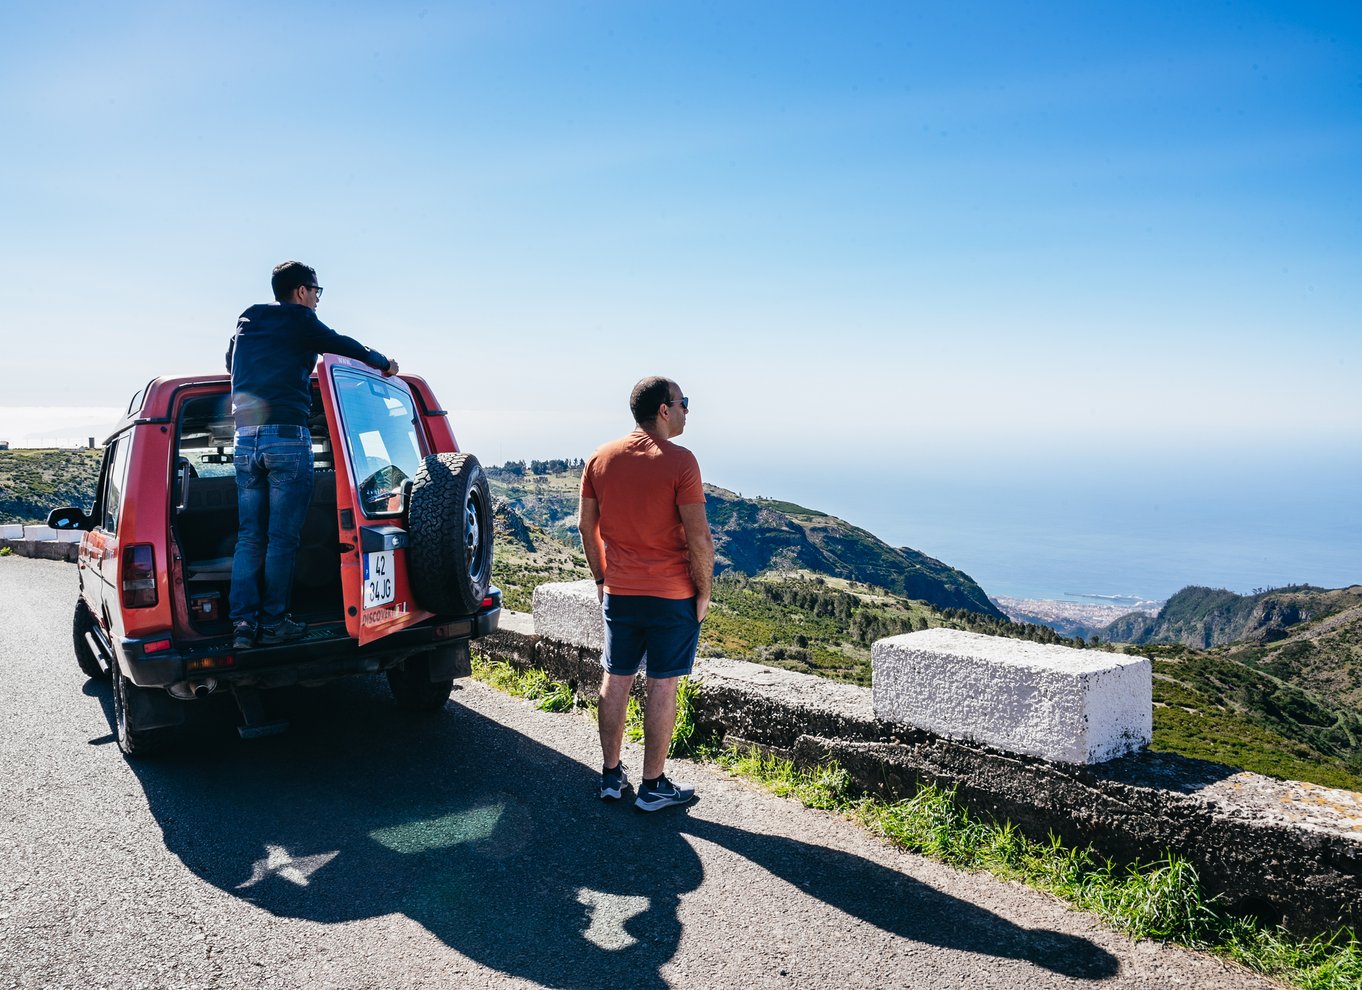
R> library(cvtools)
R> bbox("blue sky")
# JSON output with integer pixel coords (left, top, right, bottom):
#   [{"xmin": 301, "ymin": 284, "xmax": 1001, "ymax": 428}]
[{"xmin": 2, "ymin": 2, "xmax": 1359, "ymax": 592}]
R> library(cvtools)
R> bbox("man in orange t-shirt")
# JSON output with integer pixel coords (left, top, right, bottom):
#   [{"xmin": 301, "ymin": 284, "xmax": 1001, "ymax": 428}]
[{"xmin": 579, "ymin": 376, "xmax": 714, "ymax": 812}]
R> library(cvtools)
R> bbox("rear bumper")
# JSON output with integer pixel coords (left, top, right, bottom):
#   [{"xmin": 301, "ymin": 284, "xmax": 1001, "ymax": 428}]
[{"xmin": 117, "ymin": 602, "xmax": 501, "ymax": 690}]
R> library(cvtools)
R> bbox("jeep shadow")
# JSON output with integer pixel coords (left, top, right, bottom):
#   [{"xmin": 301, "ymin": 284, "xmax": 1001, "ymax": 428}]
[{"xmin": 113, "ymin": 678, "xmax": 1119, "ymax": 987}]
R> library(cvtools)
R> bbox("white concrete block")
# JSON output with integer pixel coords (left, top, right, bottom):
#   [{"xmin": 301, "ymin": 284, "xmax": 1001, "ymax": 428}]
[
  {"xmin": 54, "ymin": 530, "xmax": 83, "ymax": 543},
  {"xmin": 0, "ymin": 524, "xmax": 23, "ymax": 539},
  {"xmin": 872, "ymin": 628, "xmax": 1151, "ymax": 765},
  {"xmin": 531, "ymin": 579, "xmax": 604, "ymax": 651},
  {"xmin": 22, "ymin": 525, "xmax": 56, "ymax": 541}
]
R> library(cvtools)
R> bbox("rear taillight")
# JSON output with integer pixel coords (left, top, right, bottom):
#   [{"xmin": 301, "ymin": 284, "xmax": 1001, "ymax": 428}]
[{"xmin": 122, "ymin": 544, "xmax": 158, "ymax": 608}]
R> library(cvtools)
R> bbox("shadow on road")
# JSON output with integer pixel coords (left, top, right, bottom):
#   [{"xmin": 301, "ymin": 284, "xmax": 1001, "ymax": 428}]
[{"xmin": 109, "ymin": 678, "xmax": 1119, "ymax": 986}]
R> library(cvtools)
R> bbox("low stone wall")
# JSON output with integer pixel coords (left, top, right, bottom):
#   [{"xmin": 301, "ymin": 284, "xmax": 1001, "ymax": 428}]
[
  {"xmin": 0, "ymin": 537, "xmax": 79, "ymax": 561},
  {"xmin": 0, "ymin": 524, "xmax": 81, "ymax": 562},
  {"xmin": 480, "ymin": 603, "xmax": 1362, "ymax": 939}
]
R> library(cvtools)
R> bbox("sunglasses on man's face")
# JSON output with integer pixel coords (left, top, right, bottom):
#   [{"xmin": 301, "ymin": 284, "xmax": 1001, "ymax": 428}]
[
  {"xmin": 307, "ymin": 284, "xmax": 324, "ymax": 298},
  {"xmin": 666, "ymin": 396, "xmax": 689, "ymax": 411}
]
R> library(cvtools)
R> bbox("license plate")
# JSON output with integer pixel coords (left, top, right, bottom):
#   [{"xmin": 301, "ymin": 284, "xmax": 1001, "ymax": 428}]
[{"xmin": 363, "ymin": 551, "xmax": 395, "ymax": 608}]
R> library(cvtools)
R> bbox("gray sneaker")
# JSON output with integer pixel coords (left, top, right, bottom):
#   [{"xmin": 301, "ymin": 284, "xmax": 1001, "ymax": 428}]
[
  {"xmin": 258, "ymin": 616, "xmax": 308, "ymax": 645},
  {"xmin": 601, "ymin": 762, "xmax": 630, "ymax": 801},
  {"xmin": 634, "ymin": 774, "xmax": 695, "ymax": 812},
  {"xmin": 231, "ymin": 622, "xmax": 256, "ymax": 651}
]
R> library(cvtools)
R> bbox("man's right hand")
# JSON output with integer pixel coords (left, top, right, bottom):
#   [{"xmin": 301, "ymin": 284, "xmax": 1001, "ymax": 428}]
[
  {"xmin": 696, "ymin": 596, "xmax": 710, "ymax": 623},
  {"xmin": 384, "ymin": 358, "xmax": 400, "ymax": 377}
]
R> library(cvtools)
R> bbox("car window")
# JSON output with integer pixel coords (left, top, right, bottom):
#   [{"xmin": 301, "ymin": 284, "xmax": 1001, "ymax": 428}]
[
  {"xmin": 175, "ymin": 390, "xmax": 330, "ymax": 476},
  {"xmin": 176, "ymin": 394, "xmax": 238, "ymax": 478},
  {"xmin": 100, "ymin": 438, "xmax": 132, "ymax": 532},
  {"xmin": 331, "ymin": 369, "xmax": 424, "ymax": 518}
]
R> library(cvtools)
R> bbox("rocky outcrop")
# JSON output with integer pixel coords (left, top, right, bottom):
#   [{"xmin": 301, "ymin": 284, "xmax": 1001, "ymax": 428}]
[
  {"xmin": 1101, "ymin": 585, "xmax": 1347, "ymax": 648},
  {"xmin": 492, "ymin": 498, "xmax": 536, "ymax": 553}
]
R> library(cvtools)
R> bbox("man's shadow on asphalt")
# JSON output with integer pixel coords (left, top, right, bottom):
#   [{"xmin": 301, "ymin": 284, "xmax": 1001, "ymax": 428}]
[{"xmin": 99, "ymin": 678, "xmax": 1119, "ymax": 987}]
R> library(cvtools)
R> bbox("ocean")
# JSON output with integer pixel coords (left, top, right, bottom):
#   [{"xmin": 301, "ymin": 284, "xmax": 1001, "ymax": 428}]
[{"xmin": 711, "ymin": 454, "xmax": 1362, "ymax": 604}]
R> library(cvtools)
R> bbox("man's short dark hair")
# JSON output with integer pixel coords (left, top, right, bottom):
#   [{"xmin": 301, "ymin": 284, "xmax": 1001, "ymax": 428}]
[
  {"xmin": 630, "ymin": 376, "xmax": 675, "ymax": 426},
  {"xmin": 271, "ymin": 261, "xmax": 318, "ymax": 302}
]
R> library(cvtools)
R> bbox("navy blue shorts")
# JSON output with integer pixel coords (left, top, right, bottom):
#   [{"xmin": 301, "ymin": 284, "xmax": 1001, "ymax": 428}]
[{"xmin": 602, "ymin": 594, "xmax": 701, "ymax": 680}]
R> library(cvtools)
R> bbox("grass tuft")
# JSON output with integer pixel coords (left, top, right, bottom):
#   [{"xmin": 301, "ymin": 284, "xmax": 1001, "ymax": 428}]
[{"xmin": 470, "ymin": 654, "xmax": 579, "ymax": 712}]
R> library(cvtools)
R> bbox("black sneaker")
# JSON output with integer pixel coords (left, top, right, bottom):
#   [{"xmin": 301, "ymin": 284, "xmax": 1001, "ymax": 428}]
[
  {"xmin": 601, "ymin": 762, "xmax": 630, "ymax": 801},
  {"xmin": 258, "ymin": 616, "xmax": 308, "ymax": 645},
  {"xmin": 634, "ymin": 774, "xmax": 695, "ymax": 812},
  {"xmin": 231, "ymin": 622, "xmax": 256, "ymax": 650}
]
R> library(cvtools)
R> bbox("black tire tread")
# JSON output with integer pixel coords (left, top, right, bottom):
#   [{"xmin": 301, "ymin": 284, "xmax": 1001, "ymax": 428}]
[
  {"xmin": 73, "ymin": 601, "xmax": 110, "ymax": 681},
  {"xmin": 408, "ymin": 452, "xmax": 492, "ymax": 615}
]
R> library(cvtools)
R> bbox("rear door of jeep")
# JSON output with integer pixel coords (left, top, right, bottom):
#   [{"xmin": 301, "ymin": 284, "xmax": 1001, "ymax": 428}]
[{"xmin": 316, "ymin": 355, "xmax": 436, "ymax": 646}]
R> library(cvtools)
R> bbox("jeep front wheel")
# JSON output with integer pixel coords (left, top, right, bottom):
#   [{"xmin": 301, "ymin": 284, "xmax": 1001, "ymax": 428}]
[
  {"xmin": 408, "ymin": 452, "xmax": 493, "ymax": 615},
  {"xmin": 73, "ymin": 601, "xmax": 111, "ymax": 681}
]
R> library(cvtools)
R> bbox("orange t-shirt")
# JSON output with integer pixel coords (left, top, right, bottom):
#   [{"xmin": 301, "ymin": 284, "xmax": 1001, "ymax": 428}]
[{"xmin": 581, "ymin": 430, "xmax": 706, "ymax": 599}]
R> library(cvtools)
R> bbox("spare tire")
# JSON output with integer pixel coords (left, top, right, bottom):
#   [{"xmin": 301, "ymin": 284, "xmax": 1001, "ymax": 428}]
[{"xmin": 408, "ymin": 452, "xmax": 493, "ymax": 615}]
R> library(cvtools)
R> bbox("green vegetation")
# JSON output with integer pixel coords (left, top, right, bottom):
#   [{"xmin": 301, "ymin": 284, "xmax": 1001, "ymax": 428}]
[
  {"xmin": 470, "ymin": 656, "xmax": 576, "ymax": 713},
  {"xmin": 712, "ymin": 747, "xmax": 1360, "ymax": 990},
  {"xmin": 703, "ymin": 571, "xmax": 1078, "ymax": 685},
  {"xmin": 1136, "ymin": 615, "xmax": 1362, "ymax": 790},
  {"xmin": 0, "ymin": 448, "xmax": 102, "ymax": 524},
  {"xmin": 1108, "ymin": 584, "xmax": 1359, "ymax": 650}
]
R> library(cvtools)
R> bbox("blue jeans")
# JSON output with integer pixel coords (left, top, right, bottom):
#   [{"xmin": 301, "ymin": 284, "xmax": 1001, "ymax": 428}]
[{"xmin": 229, "ymin": 425, "xmax": 315, "ymax": 627}]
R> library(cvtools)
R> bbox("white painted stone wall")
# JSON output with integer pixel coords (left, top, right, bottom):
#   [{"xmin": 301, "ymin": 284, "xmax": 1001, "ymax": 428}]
[
  {"xmin": 873, "ymin": 627, "xmax": 1152, "ymax": 764},
  {"xmin": 19, "ymin": 525, "xmax": 82, "ymax": 543},
  {"xmin": 531, "ymin": 579, "xmax": 605, "ymax": 651},
  {"xmin": 0, "ymin": 524, "xmax": 23, "ymax": 539}
]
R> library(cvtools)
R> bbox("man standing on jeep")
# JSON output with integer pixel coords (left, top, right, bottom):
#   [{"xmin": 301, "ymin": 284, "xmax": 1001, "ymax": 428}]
[
  {"xmin": 226, "ymin": 260, "xmax": 397, "ymax": 650},
  {"xmin": 579, "ymin": 376, "xmax": 714, "ymax": 812}
]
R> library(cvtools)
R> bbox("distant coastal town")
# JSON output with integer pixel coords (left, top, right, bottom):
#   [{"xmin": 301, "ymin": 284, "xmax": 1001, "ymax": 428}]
[{"xmin": 992, "ymin": 595, "xmax": 1164, "ymax": 638}]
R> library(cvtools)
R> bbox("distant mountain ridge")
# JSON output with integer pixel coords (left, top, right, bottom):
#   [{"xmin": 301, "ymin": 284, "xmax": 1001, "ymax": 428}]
[
  {"xmin": 485, "ymin": 463, "xmax": 1002, "ymax": 618},
  {"xmin": 703, "ymin": 487, "xmax": 1002, "ymax": 617},
  {"xmin": 1099, "ymin": 584, "xmax": 1357, "ymax": 648}
]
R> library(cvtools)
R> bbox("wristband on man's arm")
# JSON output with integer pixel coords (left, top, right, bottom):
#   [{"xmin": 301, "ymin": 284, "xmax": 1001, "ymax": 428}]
[{"xmin": 595, "ymin": 578, "xmax": 605, "ymax": 585}]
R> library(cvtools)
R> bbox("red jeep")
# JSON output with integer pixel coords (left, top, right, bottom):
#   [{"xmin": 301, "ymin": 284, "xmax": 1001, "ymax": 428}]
[{"xmin": 48, "ymin": 355, "xmax": 500, "ymax": 755}]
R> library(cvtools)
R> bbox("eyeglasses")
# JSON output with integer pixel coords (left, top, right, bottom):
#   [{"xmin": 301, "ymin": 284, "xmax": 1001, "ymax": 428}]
[
  {"xmin": 666, "ymin": 396, "xmax": 689, "ymax": 411},
  {"xmin": 307, "ymin": 285, "xmax": 324, "ymax": 298}
]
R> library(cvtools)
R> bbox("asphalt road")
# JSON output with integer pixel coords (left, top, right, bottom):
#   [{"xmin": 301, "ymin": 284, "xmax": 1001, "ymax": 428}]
[{"xmin": 1, "ymin": 556, "xmax": 1272, "ymax": 990}]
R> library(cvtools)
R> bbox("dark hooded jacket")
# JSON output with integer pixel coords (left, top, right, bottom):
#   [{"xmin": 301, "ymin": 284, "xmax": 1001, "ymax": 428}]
[{"xmin": 225, "ymin": 303, "xmax": 391, "ymax": 427}]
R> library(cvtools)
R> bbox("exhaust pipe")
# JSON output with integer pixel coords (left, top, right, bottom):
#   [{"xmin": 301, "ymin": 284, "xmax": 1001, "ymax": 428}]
[{"xmin": 167, "ymin": 678, "xmax": 219, "ymax": 701}]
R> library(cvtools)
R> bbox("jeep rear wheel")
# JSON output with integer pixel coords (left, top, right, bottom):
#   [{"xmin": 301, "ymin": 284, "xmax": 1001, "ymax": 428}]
[
  {"xmin": 73, "ymin": 601, "xmax": 111, "ymax": 681},
  {"xmin": 386, "ymin": 650, "xmax": 455, "ymax": 711},
  {"xmin": 408, "ymin": 453, "xmax": 493, "ymax": 615},
  {"xmin": 111, "ymin": 666, "xmax": 176, "ymax": 756}
]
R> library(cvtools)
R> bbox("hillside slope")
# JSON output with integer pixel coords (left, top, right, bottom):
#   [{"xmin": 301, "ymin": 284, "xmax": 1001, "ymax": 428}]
[
  {"xmin": 704, "ymin": 487, "xmax": 1002, "ymax": 617},
  {"xmin": 0, "ymin": 449, "xmax": 102, "ymax": 524},
  {"xmin": 1102, "ymin": 584, "xmax": 1357, "ymax": 648}
]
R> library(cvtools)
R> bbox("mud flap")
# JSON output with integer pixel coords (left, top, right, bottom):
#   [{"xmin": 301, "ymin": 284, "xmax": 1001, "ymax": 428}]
[
  {"xmin": 427, "ymin": 640, "xmax": 471, "ymax": 681},
  {"xmin": 126, "ymin": 682, "xmax": 188, "ymax": 731}
]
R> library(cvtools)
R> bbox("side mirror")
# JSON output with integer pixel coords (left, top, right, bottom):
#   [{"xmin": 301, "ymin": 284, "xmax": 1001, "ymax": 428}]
[{"xmin": 47, "ymin": 506, "xmax": 91, "ymax": 531}]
